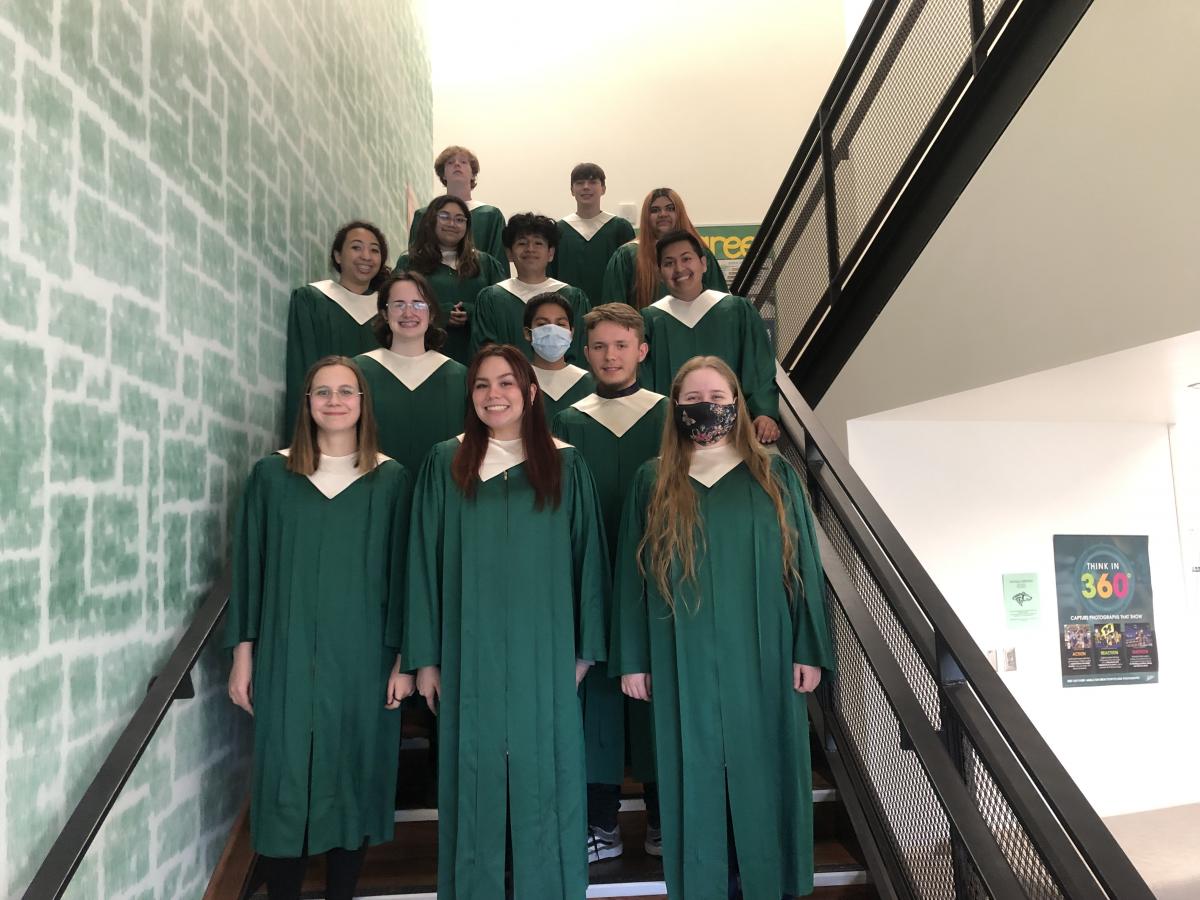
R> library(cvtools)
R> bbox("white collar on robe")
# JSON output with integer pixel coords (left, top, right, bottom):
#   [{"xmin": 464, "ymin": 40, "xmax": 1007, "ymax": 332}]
[
  {"xmin": 456, "ymin": 434, "xmax": 572, "ymax": 481},
  {"xmin": 688, "ymin": 441, "xmax": 744, "ymax": 488},
  {"xmin": 362, "ymin": 348, "xmax": 451, "ymax": 390},
  {"xmin": 496, "ymin": 276, "xmax": 568, "ymax": 303},
  {"xmin": 311, "ymin": 279, "xmax": 378, "ymax": 325},
  {"xmin": 465, "ymin": 199, "xmax": 490, "ymax": 211},
  {"xmin": 440, "ymin": 249, "xmax": 458, "ymax": 271},
  {"xmin": 562, "ymin": 211, "xmax": 615, "ymax": 241},
  {"xmin": 277, "ymin": 448, "xmax": 389, "ymax": 499},
  {"xmin": 571, "ymin": 389, "xmax": 664, "ymax": 438},
  {"xmin": 651, "ymin": 288, "xmax": 727, "ymax": 329},
  {"xmin": 533, "ymin": 364, "xmax": 588, "ymax": 401}
]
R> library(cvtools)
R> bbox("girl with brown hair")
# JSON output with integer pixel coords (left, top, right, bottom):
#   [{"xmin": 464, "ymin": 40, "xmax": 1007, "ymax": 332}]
[
  {"xmin": 402, "ymin": 344, "xmax": 610, "ymax": 900},
  {"xmin": 600, "ymin": 187, "xmax": 727, "ymax": 309},
  {"xmin": 395, "ymin": 195, "xmax": 507, "ymax": 364},
  {"xmin": 226, "ymin": 356, "xmax": 414, "ymax": 900},
  {"xmin": 611, "ymin": 356, "xmax": 834, "ymax": 900}
]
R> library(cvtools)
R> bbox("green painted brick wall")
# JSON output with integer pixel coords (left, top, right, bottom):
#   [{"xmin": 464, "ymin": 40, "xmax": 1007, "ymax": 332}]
[{"xmin": 0, "ymin": 1, "xmax": 432, "ymax": 896}]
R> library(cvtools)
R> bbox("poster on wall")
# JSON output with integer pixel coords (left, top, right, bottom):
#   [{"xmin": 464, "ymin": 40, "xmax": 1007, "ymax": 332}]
[
  {"xmin": 1001, "ymin": 573, "xmax": 1041, "ymax": 626},
  {"xmin": 1054, "ymin": 535, "xmax": 1158, "ymax": 687}
]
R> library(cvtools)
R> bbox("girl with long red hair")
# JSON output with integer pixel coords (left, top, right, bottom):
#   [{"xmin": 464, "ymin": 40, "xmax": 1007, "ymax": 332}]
[{"xmin": 401, "ymin": 344, "xmax": 610, "ymax": 900}]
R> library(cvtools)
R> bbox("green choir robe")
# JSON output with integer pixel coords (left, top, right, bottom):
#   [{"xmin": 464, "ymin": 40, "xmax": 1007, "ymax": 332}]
[
  {"xmin": 225, "ymin": 452, "xmax": 412, "ymax": 858},
  {"xmin": 355, "ymin": 348, "xmax": 468, "ymax": 475},
  {"xmin": 551, "ymin": 389, "xmax": 668, "ymax": 786},
  {"xmin": 400, "ymin": 437, "xmax": 610, "ymax": 900},
  {"xmin": 470, "ymin": 277, "xmax": 592, "ymax": 364},
  {"xmin": 549, "ymin": 212, "xmax": 635, "ymax": 310},
  {"xmin": 599, "ymin": 240, "xmax": 728, "ymax": 306},
  {"xmin": 610, "ymin": 450, "xmax": 835, "ymax": 900},
  {"xmin": 393, "ymin": 251, "xmax": 507, "ymax": 366},
  {"xmin": 410, "ymin": 201, "xmax": 507, "ymax": 263},
  {"xmin": 533, "ymin": 364, "xmax": 594, "ymax": 423},
  {"xmin": 284, "ymin": 280, "xmax": 381, "ymax": 439},
  {"xmin": 640, "ymin": 289, "xmax": 780, "ymax": 420}
]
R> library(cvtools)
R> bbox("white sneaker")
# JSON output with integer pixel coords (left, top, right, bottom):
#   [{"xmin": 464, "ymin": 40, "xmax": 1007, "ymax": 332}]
[
  {"xmin": 644, "ymin": 824, "xmax": 663, "ymax": 857},
  {"xmin": 587, "ymin": 824, "xmax": 624, "ymax": 862}
]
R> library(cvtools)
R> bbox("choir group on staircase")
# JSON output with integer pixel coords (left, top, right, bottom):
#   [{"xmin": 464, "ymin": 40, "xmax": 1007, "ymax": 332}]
[{"xmin": 226, "ymin": 146, "xmax": 834, "ymax": 900}]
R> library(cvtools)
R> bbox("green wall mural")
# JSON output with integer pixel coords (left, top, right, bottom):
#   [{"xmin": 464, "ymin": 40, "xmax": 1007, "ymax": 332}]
[{"xmin": 0, "ymin": 2, "xmax": 431, "ymax": 896}]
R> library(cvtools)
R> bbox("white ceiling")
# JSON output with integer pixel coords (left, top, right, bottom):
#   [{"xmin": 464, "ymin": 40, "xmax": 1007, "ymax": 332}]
[{"xmin": 857, "ymin": 329, "xmax": 1200, "ymax": 426}]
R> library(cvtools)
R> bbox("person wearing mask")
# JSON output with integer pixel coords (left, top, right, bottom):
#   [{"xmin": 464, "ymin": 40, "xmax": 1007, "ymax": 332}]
[
  {"xmin": 395, "ymin": 195, "xmax": 507, "ymax": 365},
  {"xmin": 550, "ymin": 303, "xmax": 669, "ymax": 863},
  {"xmin": 471, "ymin": 212, "xmax": 591, "ymax": 363},
  {"xmin": 284, "ymin": 221, "xmax": 389, "ymax": 438},
  {"xmin": 549, "ymin": 163, "xmax": 635, "ymax": 308},
  {"xmin": 611, "ymin": 356, "xmax": 834, "ymax": 900},
  {"xmin": 641, "ymin": 231, "xmax": 781, "ymax": 444},
  {"xmin": 409, "ymin": 145, "xmax": 506, "ymax": 262},
  {"xmin": 356, "ymin": 271, "xmax": 467, "ymax": 476},
  {"xmin": 601, "ymin": 188, "xmax": 726, "ymax": 309},
  {"xmin": 227, "ymin": 356, "xmax": 413, "ymax": 900},
  {"xmin": 402, "ymin": 344, "xmax": 610, "ymax": 900},
  {"xmin": 522, "ymin": 292, "xmax": 595, "ymax": 422}
]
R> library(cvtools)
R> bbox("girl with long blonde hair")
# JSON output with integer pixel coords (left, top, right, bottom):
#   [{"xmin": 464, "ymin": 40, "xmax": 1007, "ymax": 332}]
[
  {"xmin": 610, "ymin": 356, "xmax": 834, "ymax": 900},
  {"xmin": 599, "ymin": 187, "xmax": 728, "ymax": 309}
]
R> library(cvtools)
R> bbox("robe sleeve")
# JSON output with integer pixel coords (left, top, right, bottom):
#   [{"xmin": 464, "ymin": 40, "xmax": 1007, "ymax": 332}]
[
  {"xmin": 408, "ymin": 210, "xmax": 423, "ymax": 251},
  {"xmin": 567, "ymin": 450, "xmax": 610, "ymax": 663},
  {"xmin": 778, "ymin": 458, "xmax": 835, "ymax": 671},
  {"xmin": 601, "ymin": 244, "xmax": 635, "ymax": 304},
  {"xmin": 739, "ymin": 300, "xmax": 781, "ymax": 421},
  {"xmin": 384, "ymin": 462, "xmax": 415, "ymax": 654},
  {"xmin": 401, "ymin": 445, "xmax": 447, "ymax": 669},
  {"xmin": 703, "ymin": 245, "xmax": 729, "ymax": 292},
  {"xmin": 480, "ymin": 251, "xmax": 508, "ymax": 287},
  {"xmin": 479, "ymin": 208, "xmax": 507, "ymax": 263},
  {"xmin": 284, "ymin": 288, "xmax": 316, "ymax": 440},
  {"xmin": 615, "ymin": 217, "xmax": 636, "ymax": 245},
  {"xmin": 609, "ymin": 462, "xmax": 653, "ymax": 674},
  {"xmin": 224, "ymin": 459, "xmax": 269, "ymax": 649},
  {"xmin": 469, "ymin": 286, "xmax": 501, "ymax": 359},
  {"xmin": 564, "ymin": 285, "xmax": 592, "ymax": 364}
]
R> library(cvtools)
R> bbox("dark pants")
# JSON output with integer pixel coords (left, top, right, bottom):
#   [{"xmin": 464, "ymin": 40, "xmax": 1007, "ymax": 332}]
[
  {"xmin": 259, "ymin": 844, "xmax": 367, "ymax": 900},
  {"xmin": 586, "ymin": 781, "xmax": 661, "ymax": 831}
]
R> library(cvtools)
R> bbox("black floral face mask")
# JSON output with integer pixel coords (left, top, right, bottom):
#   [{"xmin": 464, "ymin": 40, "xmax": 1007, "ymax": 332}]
[{"xmin": 674, "ymin": 401, "xmax": 737, "ymax": 446}]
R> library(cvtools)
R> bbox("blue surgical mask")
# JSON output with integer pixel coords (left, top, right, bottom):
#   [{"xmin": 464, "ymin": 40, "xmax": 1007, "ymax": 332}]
[{"xmin": 530, "ymin": 324, "xmax": 572, "ymax": 362}]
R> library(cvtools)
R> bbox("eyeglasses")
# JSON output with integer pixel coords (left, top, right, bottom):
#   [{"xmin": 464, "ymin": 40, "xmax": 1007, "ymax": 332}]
[
  {"xmin": 436, "ymin": 211, "xmax": 468, "ymax": 226},
  {"xmin": 387, "ymin": 300, "xmax": 430, "ymax": 312},
  {"xmin": 309, "ymin": 386, "xmax": 362, "ymax": 402}
]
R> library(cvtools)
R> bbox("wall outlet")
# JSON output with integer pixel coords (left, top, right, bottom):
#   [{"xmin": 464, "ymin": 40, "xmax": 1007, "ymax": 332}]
[
  {"xmin": 986, "ymin": 649, "xmax": 998, "ymax": 671},
  {"xmin": 1003, "ymin": 647, "xmax": 1017, "ymax": 671}
]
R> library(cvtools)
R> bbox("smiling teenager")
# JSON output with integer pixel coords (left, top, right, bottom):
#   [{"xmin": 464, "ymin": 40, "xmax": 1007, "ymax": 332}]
[
  {"xmin": 549, "ymin": 163, "xmax": 635, "ymax": 308},
  {"xmin": 352, "ymin": 271, "xmax": 468, "ymax": 476},
  {"xmin": 522, "ymin": 292, "xmax": 596, "ymax": 422},
  {"xmin": 408, "ymin": 145, "xmax": 507, "ymax": 262},
  {"xmin": 611, "ymin": 357, "xmax": 834, "ymax": 900},
  {"xmin": 395, "ymin": 195, "xmax": 507, "ymax": 365},
  {"xmin": 402, "ymin": 344, "xmax": 609, "ymax": 900},
  {"xmin": 284, "ymin": 222, "xmax": 390, "ymax": 438},
  {"xmin": 600, "ymin": 187, "xmax": 727, "ymax": 309},
  {"xmin": 550, "ymin": 303, "xmax": 669, "ymax": 863},
  {"xmin": 470, "ymin": 212, "xmax": 593, "ymax": 364},
  {"xmin": 227, "ymin": 356, "xmax": 413, "ymax": 900},
  {"xmin": 640, "ymin": 230, "xmax": 782, "ymax": 444}
]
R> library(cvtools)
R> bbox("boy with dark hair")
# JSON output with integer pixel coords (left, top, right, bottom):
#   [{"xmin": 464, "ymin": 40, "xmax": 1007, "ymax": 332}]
[
  {"xmin": 524, "ymin": 292, "xmax": 595, "ymax": 421},
  {"xmin": 549, "ymin": 163, "xmax": 635, "ymax": 308},
  {"xmin": 552, "ymin": 302, "xmax": 669, "ymax": 863},
  {"xmin": 471, "ymin": 213, "xmax": 592, "ymax": 363},
  {"xmin": 642, "ymin": 230, "xmax": 781, "ymax": 443},
  {"xmin": 408, "ymin": 145, "xmax": 507, "ymax": 262}
]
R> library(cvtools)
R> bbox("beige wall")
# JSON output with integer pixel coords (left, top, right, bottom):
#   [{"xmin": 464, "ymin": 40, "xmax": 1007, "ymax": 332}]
[
  {"xmin": 816, "ymin": 1, "xmax": 1200, "ymax": 450},
  {"xmin": 422, "ymin": 0, "xmax": 847, "ymax": 226}
]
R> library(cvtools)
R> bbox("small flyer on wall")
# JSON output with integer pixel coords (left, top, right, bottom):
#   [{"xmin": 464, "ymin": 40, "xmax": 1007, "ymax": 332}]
[
  {"xmin": 1001, "ymin": 573, "xmax": 1041, "ymax": 626},
  {"xmin": 1053, "ymin": 535, "xmax": 1158, "ymax": 687}
]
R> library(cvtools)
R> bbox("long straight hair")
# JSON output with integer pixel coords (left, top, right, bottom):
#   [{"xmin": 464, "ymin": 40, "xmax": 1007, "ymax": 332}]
[
  {"xmin": 639, "ymin": 356, "xmax": 797, "ymax": 610},
  {"xmin": 287, "ymin": 356, "xmax": 381, "ymax": 476},
  {"xmin": 451, "ymin": 345, "xmax": 562, "ymax": 510},
  {"xmin": 408, "ymin": 195, "xmax": 482, "ymax": 280},
  {"xmin": 633, "ymin": 188, "xmax": 704, "ymax": 310}
]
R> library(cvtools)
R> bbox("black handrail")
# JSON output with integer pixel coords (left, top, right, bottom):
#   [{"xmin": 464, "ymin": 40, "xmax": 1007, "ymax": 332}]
[
  {"xmin": 23, "ymin": 572, "xmax": 232, "ymax": 900},
  {"xmin": 776, "ymin": 373, "xmax": 1154, "ymax": 899}
]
